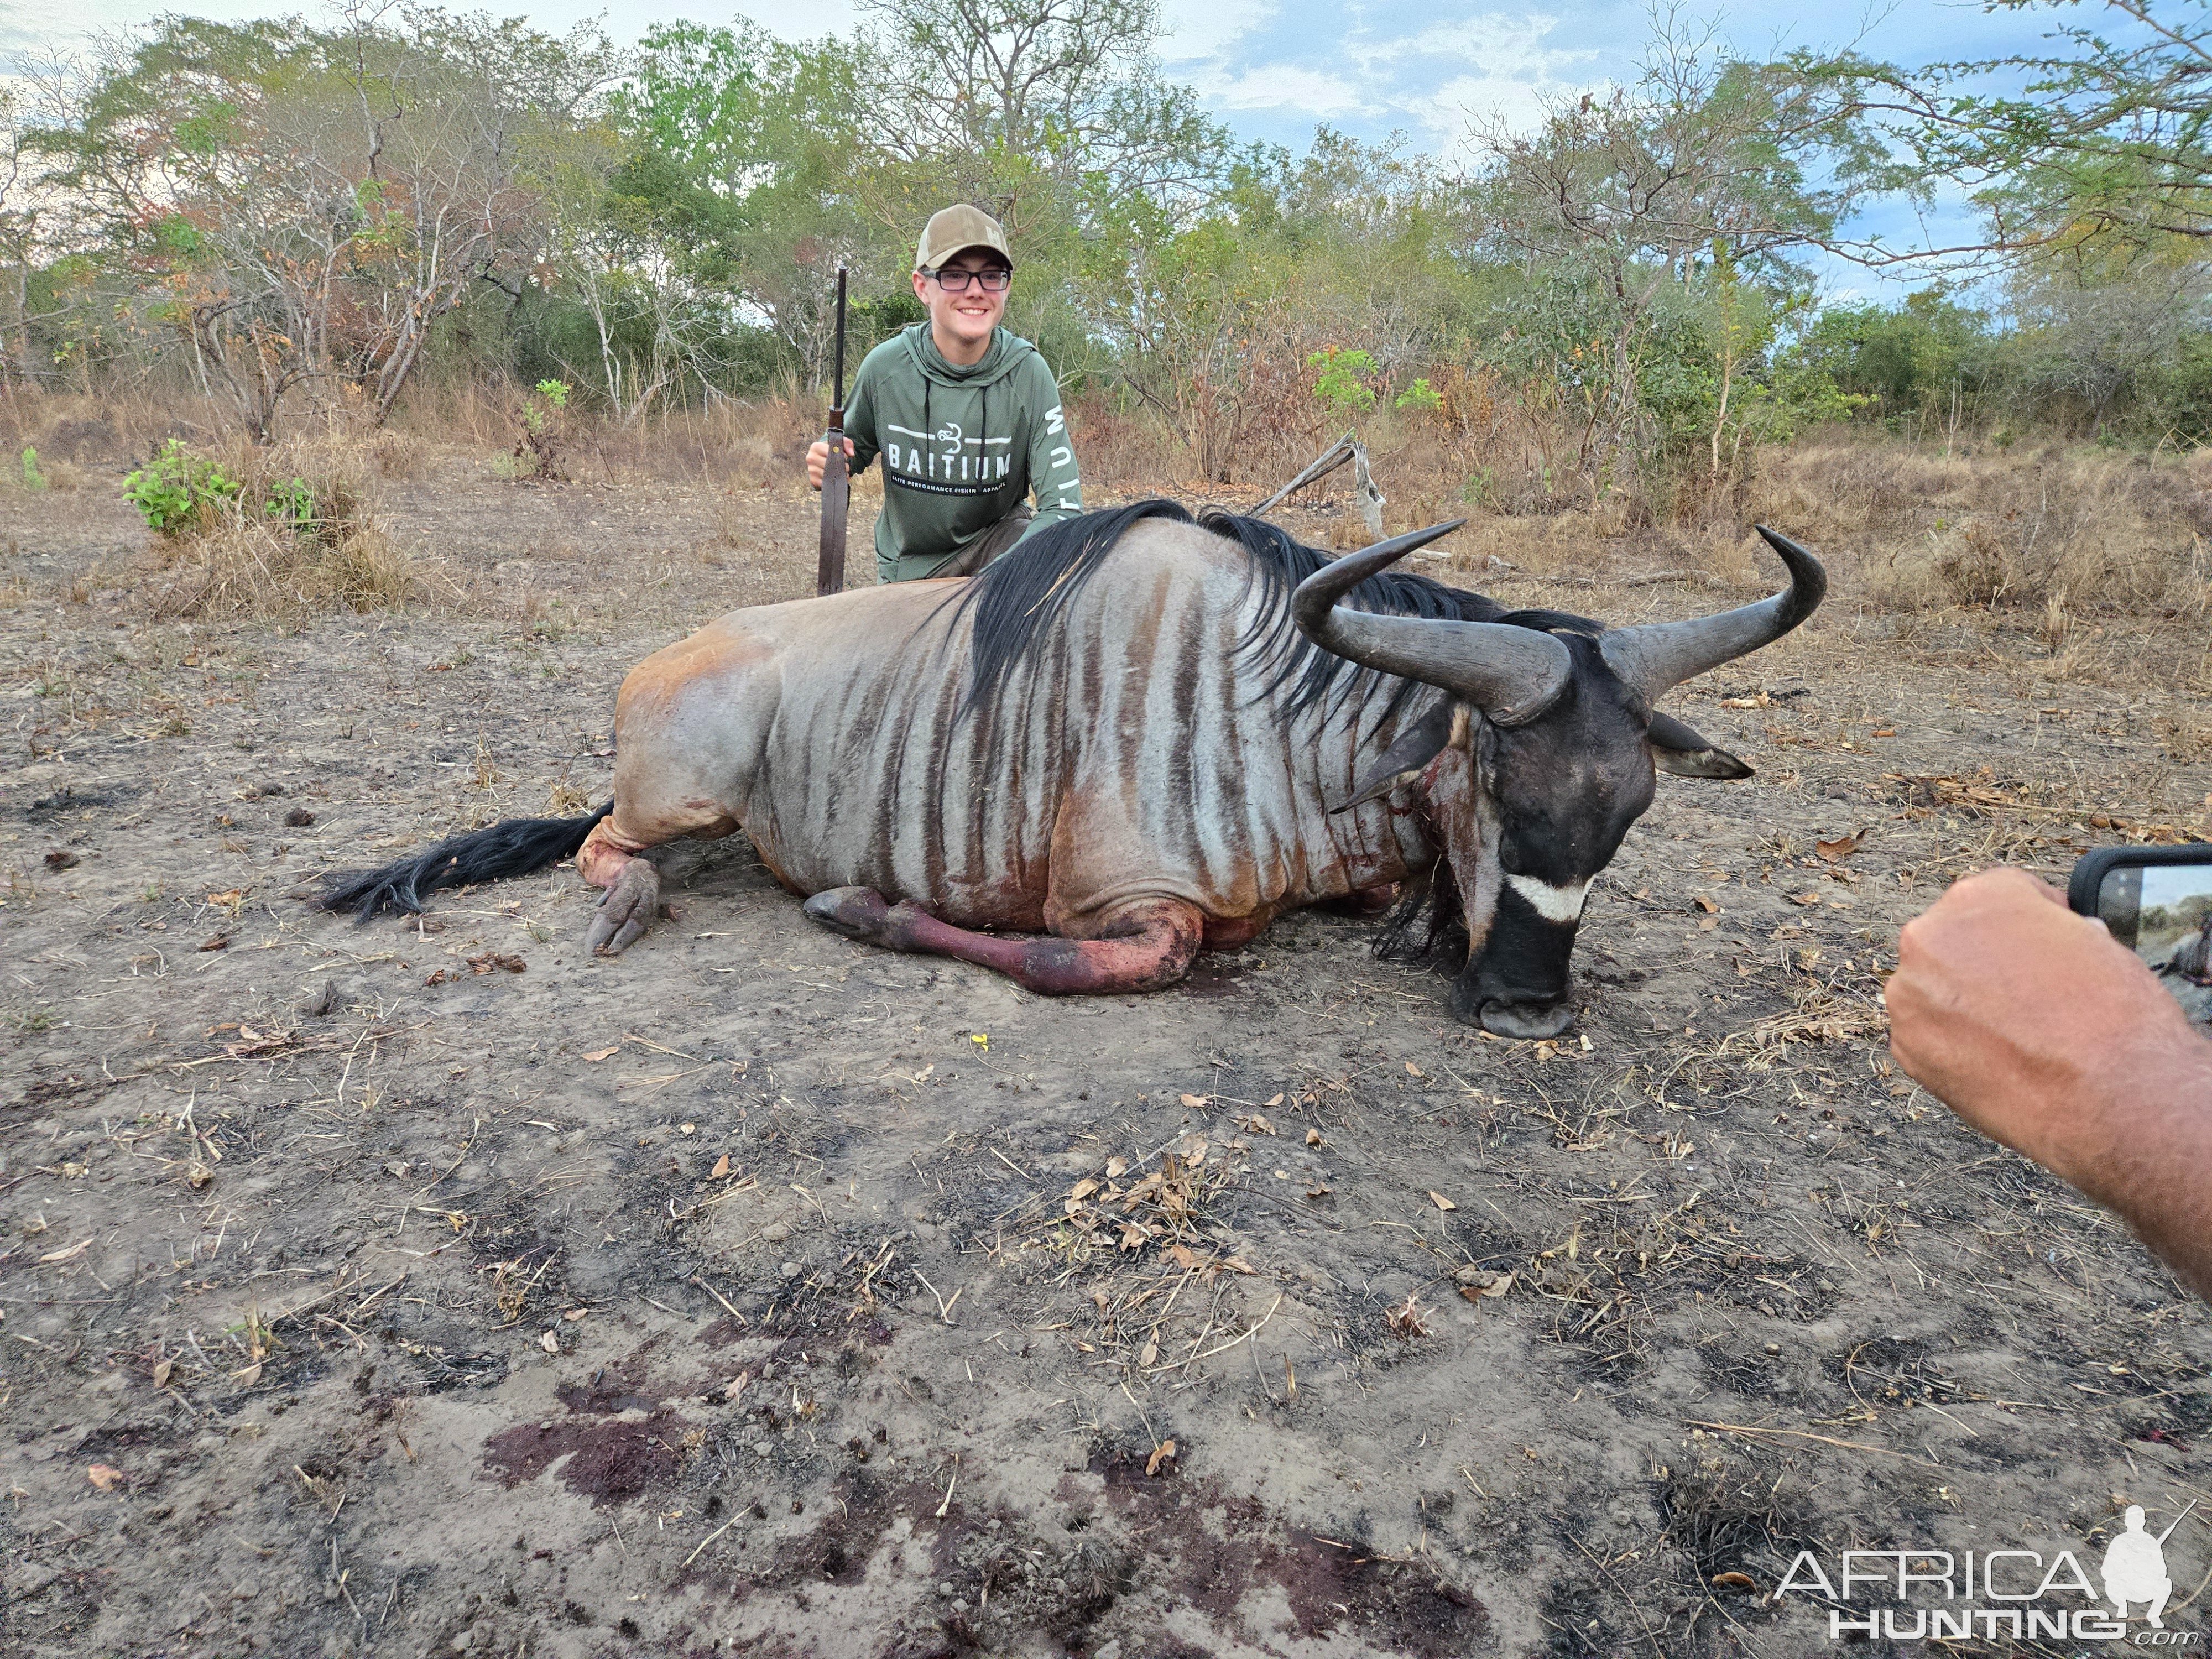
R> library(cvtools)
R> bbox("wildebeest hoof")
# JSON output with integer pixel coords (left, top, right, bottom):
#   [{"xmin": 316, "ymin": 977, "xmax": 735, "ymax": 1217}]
[
  {"xmin": 803, "ymin": 886, "xmax": 893, "ymax": 942},
  {"xmin": 586, "ymin": 860, "xmax": 661, "ymax": 957}
]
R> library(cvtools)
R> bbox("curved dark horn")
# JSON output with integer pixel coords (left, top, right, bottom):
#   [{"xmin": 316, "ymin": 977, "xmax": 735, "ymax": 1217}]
[
  {"xmin": 1598, "ymin": 525, "xmax": 1827, "ymax": 702},
  {"xmin": 1292, "ymin": 520, "xmax": 1572, "ymax": 723}
]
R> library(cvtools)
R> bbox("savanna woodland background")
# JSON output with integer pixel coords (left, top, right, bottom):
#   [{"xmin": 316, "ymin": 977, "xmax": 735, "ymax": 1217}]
[
  {"xmin": 6, "ymin": 2, "xmax": 2212, "ymax": 1658},
  {"xmin": 8, "ymin": 0, "xmax": 2212, "ymax": 607}
]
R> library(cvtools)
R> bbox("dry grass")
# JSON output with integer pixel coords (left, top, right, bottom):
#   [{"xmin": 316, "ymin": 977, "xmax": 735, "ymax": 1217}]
[
  {"xmin": 138, "ymin": 433, "xmax": 439, "ymax": 620},
  {"xmin": 389, "ymin": 380, "xmax": 806, "ymax": 491},
  {"xmin": 11, "ymin": 379, "xmax": 2212, "ymax": 641},
  {"xmin": 1751, "ymin": 435, "xmax": 2212, "ymax": 614}
]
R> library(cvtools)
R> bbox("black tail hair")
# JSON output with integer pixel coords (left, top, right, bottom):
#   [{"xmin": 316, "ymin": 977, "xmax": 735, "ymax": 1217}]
[{"xmin": 316, "ymin": 802, "xmax": 614, "ymax": 921}]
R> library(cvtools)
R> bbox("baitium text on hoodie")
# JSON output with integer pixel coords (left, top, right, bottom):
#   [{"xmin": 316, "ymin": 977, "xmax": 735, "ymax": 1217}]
[{"xmin": 842, "ymin": 323, "xmax": 1084, "ymax": 582}]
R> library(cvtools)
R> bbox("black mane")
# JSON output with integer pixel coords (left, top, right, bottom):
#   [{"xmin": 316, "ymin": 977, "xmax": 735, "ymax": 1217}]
[{"xmin": 945, "ymin": 499, "xmax": 1594, "ymax": 731}]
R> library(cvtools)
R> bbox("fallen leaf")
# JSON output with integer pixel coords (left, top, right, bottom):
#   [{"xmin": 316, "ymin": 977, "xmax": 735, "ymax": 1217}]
[
  {"xmin": 1178, "ymin": 1093, "xmax": 1208, "ymax": 1108},
  {"xmin": 710, "ymin": 1154, "xmax": 732, "ymax": 1179},
  {"xmin": 1104, "ymin": 1156, "xmax": 1129, "ymax": 1179},
  {"xmin": 187, "ymin": 1163, "xmax": 213, "ymax": 1190},
  {"xmin": 233, "ymin": 1361, "xmax": 263, "ymax": 1386},
  {"xmin": 1145, "ymin": 1439, "xmax": 1177, "ymax": 1477},
  {"xmin": 1788, "ymin": 891, "xmax": 1822, "ymax": 906},
  {"xmin": 1237, "ymin": 1113, "xmax": 1276, "ymax": 1135},
  {"xmin": 1069, "ymin": 1177, "xmax": 1101, "ymax": 1202},
  {"xmin": 539, "ymin": 1329, "xmax": 559, "ymax": 1353},
  {"xmin": 206, "ymin": 889, "xmax": 245, "ymax": 908},
  {"xmin": 1815, "ymin": 832, "xmax": 1863, "ymax": 862},
  {"xmin": 44, "ymin": 850, "xmax": 80, "ymax": 870},
  {"xmin": 467, "ymin": 952, "xmax": 526, "ymax": 974},
  {"xmin": 1305, "ymin": 1128, "xmax": 1322, "ymax": 1146},
  {"xmin": 1264, "ymin": 1093, "xmax": 1284, "ymax": 1108},
  {"xmin": 1719, "ymin": 691, "xmax": 1771, "ymax": 709},
  {"xmin": 1405, "ymin": 1060, "xmax": 1425, "ymax": 1078},
  {"xmin": 1427, "ymin": 1190, "xmax": 1457, "ymax": 1212},
  {"xmin": 1693, "ymin": 894, "xmax": 1719, "ymax": 913},
  {"xmin": 285, "ymin": 806, "xmax": 316, "ymax": 827},
  {"xmin": 86, "ymin": 1464, "xmax": 126, "ymax": 1493},
  {"xmin": 1454, "ymin": 1267, "xmax": 1515, "ymax": 1299},
  {"xmin": 198, "ymin": 936, "xmax": 230, "ymax": 952},
  {"xmin": 582, "ymin": 1046, "xmax": 620, "ymax": 1062},
  {"xmin": 38, "ymin": 1238, "xmax": 91, "ymax": 1264},
  {"xmin": 562, "ymin": 1308, "xmax": 588, "ymax": 1322},
  {"xmin": 1870, "ymin": 727, "xmax": 1896, "ymax": 739},
  {"xmin": 1139, "ymin": 1338, "xmax": 1159, "ymax": 1366},
  {"xmin": 152, "ymin": 1358, "xmax": 173, "ymax": 1389},
  {"xmin": 1712, "ymin": 1572, "xmax": 1757, "ymax": 1592},
  {"xmin": 1169, "ymin": 1244, "xmax": 1197, "ymax": 1270},
  {"xmin": 969, "ymin": 1032, "xmax": 988, "ymax": 1050}
]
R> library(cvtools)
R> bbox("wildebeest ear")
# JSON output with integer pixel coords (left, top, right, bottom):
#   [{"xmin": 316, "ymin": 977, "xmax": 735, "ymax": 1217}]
[
  {"xmin": 1648, "ymin": 711, "xmax": 1753, "ymax": 779},
  {"xmin": 1332, "ymin": 701, "xmax": 1455, "ymax": 813}
]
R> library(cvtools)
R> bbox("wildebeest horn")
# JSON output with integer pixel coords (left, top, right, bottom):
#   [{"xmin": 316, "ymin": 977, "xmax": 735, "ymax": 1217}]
[
  {"xmin": 1292, "ymin": 521, "xmax": 1573, "ymax": 723},
  {"xmin": 1598, "ymin": 525, "xmax": 1827, "ymax": 702}
]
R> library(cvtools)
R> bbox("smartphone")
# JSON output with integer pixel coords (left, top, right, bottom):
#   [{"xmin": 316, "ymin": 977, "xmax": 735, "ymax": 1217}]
[{"xmin": 2070, "ymin": 846, "xmax": 2212, "ymax": 1023}]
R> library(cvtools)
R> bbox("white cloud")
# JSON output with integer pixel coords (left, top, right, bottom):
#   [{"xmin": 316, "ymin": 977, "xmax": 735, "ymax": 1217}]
[
  {"xmin": 1196, "ymin": 62, "xmax": 1370, "ymax": 116},
  {"xmin": 1159, "ymin": 0, "xmax": 1278, "ymax": 66}
]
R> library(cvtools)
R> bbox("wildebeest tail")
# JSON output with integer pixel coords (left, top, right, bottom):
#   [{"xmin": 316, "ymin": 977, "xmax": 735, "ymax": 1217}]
[{"xmin": 316, "ymin": 802, "xmax": 613, "ymax": 921}]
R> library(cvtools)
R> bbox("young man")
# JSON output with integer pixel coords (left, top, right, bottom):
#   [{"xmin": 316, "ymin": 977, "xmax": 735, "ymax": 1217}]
[{"xmin": 806, "ymin": 205, "xmax": 1082, "ymax": 583}]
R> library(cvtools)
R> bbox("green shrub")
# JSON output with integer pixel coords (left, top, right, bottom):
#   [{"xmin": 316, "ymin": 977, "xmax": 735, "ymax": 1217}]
[
  {"xmin": 263, "ymin": 476, "xmax": 316, "ymax": 532},
  {"xmin": 123, "ymin": 440, "xmax": 242, "ymax": 534},
  {"xmin": 1394, "ymin": 377, "xmax": 1443, "ymax": 412},
  {"xmin": 20, "ymin": 446, "xmax": 45, "ymax": 491},
  {"xmin": 1308, "ymin": 347, "xmax": 1379, "ymax": 415}
]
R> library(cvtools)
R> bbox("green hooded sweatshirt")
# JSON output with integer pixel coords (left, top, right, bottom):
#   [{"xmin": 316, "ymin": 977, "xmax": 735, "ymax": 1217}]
[{"xmin": 844, "ymin": 323, "xmax": 1083, "ymax": 582}]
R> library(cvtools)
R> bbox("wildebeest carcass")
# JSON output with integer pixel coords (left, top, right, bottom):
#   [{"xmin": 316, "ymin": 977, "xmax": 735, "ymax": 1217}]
[
  {"xmin": 2169, "ymin": 916, "xmax": 2212, "ymax": 986},
  {"xmin": 321, "ymin": 503, "xmax": 1824, "ymax": 1037}
]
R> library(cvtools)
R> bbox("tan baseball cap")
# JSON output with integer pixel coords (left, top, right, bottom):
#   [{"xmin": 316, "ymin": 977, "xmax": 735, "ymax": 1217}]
[{"xmin": 916, "ymin": 205, "xmax": 1012, "ymax": 272}]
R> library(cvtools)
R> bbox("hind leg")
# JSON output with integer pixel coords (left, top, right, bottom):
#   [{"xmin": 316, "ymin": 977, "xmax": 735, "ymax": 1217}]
[
  {"xmin": 575, "ymin": 768, "xmax": 738, "ymax": 959},
  {"xmin": 805, "ymin": 888, "xmax": 1202, "ymax": 995},
  {"xmin": 579, "ymin": 820, "xmax": 665, "ymax": 956}
]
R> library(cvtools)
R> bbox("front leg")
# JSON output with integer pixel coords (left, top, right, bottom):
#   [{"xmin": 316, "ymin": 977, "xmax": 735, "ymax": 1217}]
[{"xmin": 804, "ymin": 887, "xmax": 1202, "ymax": 995}]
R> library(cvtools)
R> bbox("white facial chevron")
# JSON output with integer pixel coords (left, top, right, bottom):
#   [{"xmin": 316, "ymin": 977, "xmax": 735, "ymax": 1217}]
[{"xmin": 1505, "ymin": 872, "xmax": 1592, "ymax": 924}]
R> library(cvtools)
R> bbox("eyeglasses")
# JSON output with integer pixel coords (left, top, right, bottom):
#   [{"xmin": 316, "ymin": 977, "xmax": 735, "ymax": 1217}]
[{"xmin": 925, "ymin": 267, "xmax": 1010, "ymax": 293}]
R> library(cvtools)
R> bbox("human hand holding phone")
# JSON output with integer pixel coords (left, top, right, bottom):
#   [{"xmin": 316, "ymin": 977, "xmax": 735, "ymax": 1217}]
[{"xmin": 1888, "ymin": 854, "xmax": 2212, "ymax": 1300}]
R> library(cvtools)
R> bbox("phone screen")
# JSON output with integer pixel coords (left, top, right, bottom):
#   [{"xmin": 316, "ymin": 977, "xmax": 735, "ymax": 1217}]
[{"xmin": 2083, "ymin": 855, "xmax": 2212, "ymax": 1026}]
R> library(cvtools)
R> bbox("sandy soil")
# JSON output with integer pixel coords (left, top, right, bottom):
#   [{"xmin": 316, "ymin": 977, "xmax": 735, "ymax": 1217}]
[{"xmin": 3, "ymin": 446, "xmax": 2211, "ymax": 1659}]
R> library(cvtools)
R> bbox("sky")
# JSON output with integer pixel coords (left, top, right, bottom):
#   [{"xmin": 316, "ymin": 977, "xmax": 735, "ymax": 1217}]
[{"xmin": 1, "ymin": 0, "xmax": 2075, "ymax": 296}]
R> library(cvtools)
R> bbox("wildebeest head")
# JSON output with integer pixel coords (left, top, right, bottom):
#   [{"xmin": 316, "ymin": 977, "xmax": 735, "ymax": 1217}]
[{"xmin": 1294, "ymin": 524, "xmax": 1826, "ymax": 1039}]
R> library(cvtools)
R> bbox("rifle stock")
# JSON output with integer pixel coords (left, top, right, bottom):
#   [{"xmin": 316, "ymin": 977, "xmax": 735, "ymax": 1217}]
[{"xmin": 816, "ymin": 267, "xmax": 849, "ymax": 597}]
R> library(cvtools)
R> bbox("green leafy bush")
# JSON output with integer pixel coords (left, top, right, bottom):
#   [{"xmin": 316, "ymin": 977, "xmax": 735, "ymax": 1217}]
[
  {"xmin": 1308, "ymin": 347, "xmax": 1379, "ymax": 415},
  {"xmin": 123, "ymin": 440, "xmax": 242, "ymax": 534},
  {"xmin": 20, "ymin": 447, "xmax": 45, "ymax": 491},
  {"xmin": 1394, "ymin": 378, "xmax": 1443, "ymax": 412},
  {"xmin": 263, "ymin": 476, "xmax": 317, "ymax": 532}
]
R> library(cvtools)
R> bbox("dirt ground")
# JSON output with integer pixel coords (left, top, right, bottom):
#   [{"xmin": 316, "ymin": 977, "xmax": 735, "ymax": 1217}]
[{"xmin": 4, "ymin": 441, "xmax": 2211, "ymax": 1659}]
